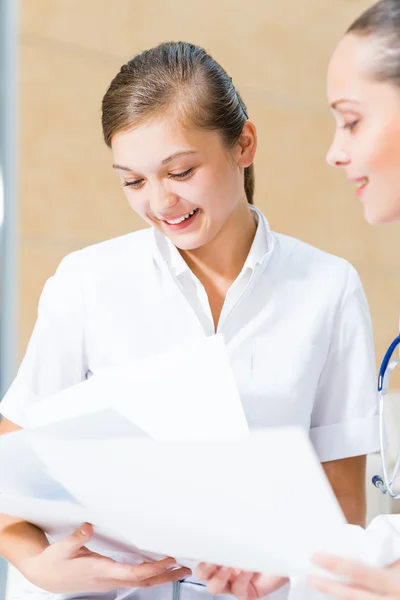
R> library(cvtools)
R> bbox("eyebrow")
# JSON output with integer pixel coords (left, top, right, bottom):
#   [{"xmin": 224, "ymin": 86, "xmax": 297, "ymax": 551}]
[
  {"xmin": 330, "ymin": 99, "xmax": 361, "ymax": 110},
  {"xmin": 112, "ymin": 150, "xmax": 199, "ymax": 172}
]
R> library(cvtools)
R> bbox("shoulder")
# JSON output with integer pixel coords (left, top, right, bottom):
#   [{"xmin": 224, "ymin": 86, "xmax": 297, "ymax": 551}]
[
  {"xmin": 271, "ymin": 232, "xmax": 363, "ymax": 302},
  {"xmin": 55, "ymin": 228, "xmax": 154, "ymax": 278}
]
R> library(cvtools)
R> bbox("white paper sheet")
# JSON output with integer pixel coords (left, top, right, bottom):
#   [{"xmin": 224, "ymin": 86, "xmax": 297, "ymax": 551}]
[
  {"xmin": 0, "ymin": 494, "xmax": 170, "ymax": 562},
  {"xmin": 0, "ymin": 408, "xmax": 147, "ymax": 499},
  {"xmin": 27, "ymin": 334, "xmax": 248, "ymax": 440},
  {"xmin": 26, "ymin": 426, "xmax": 361, "ymax": 577},
  {"xmin": 0, "ymin": 334, "xmax": 386, "ymax": 578},
  {"xmin": 0, "ymin": 334, "xmax": 248, "ymax": 563}
]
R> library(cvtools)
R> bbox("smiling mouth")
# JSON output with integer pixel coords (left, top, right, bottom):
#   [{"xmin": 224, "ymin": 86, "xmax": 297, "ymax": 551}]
[
  {"xmin": 163, "ymin": 209, "xmax": 199, "ymax": 225},
  {"xmin": 356, "ymin": 177, "xmax": 369, "ymax": 190}
]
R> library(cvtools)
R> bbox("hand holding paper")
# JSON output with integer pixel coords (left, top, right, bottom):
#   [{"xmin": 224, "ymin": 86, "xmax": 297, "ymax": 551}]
[
  {"xmin": 14, "ymin": 522, "xmax": 190, "ymax": 595},
  {"xmin": 0, "ymin": 334, "xmax": 389, "ymax": 586},
  {"xmin": 195, "ymin": 564, "xmax": 289, "ymax": 599}
]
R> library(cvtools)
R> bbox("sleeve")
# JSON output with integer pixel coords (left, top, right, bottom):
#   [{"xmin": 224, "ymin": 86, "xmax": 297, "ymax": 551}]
[
  {"xmin": 0, "ymin": 253, "xmax": 88, "ymax": 427},
  {"xmin": 309, "ymin": 264, "xmax": 380, "ymax": 462}
]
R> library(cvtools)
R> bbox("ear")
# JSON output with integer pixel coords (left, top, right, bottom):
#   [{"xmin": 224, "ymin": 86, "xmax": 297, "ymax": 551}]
[{"xmin": 236, "ymin": 120, "xmax": 257, "ymax": 168}]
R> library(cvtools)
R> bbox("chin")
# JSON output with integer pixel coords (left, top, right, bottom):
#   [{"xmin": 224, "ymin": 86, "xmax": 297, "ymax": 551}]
[
  {"xmin": 171, "ymin": 234, "xmax": 208, "ymax": 251},
  {"xmin": 364, "ymin": 203, "xmax": 400, "ymax": 226}
]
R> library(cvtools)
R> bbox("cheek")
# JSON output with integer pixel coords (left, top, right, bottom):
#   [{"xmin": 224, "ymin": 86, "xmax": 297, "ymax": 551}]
[
  {"xmin": 364, "ymin": 120, "xmax": 400, "ymax": 172},
  {"xmin": 363, "ymin": 134, "xmax": 400, "ymax": 224},
  {"xmin": 203, "ymin": 163, "xmax": 239, "ymax": 203},
  {"xmin": 190, "ymin": 171, "xmax": 222, "ymax": 206},
  {"xmin": 123, "ymin": 189, "xmax": 147, "ymax": 216}
]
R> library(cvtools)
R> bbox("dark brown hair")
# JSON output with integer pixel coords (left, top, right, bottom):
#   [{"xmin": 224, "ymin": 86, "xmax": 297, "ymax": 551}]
[
  {"xmin": 347, "ymin": 0, "xmax": 400, "ymax": 85},
  {"xmin": 102, "ymin": 41, "xmax": 254, "ymax": 204}
]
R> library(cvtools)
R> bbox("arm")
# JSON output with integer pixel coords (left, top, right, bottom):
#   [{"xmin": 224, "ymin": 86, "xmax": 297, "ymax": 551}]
[
  {"xmin": 0, "ymin": 417, "xmax": 50, "ymax": 565},
  {"xmin": 309, "ymin": 265, "xmax": 378, "ymax": 525},
  {"xmin": 0, "ymin": 517, "xmax": 49, "ymax": 570},
  {"xmin": 0, "ymin": 518, "xmax": 190, "ymax": 593},
  {"xmin": 0, "ymin": 259, "xmax": 191, "ymax": 593},
  {"xmin": 0, "ymin": 417, "xmax": 191, "ymax": 592},
  {"xmin": 0, "ymin": 416, "xmax": 21, "ymax": 435},
  {"xmin": 322, "ymin": 455, "xmax": 366, "ymax": 526}
]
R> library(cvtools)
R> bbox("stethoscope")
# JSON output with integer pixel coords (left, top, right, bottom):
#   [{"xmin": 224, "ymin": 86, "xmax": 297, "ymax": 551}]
[{"xmin": 372, "ymin": 335, "xmax": 400, "ymax": 498}]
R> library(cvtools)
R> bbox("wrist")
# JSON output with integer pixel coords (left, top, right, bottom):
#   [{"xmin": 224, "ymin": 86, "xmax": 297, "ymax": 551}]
[{"xmin": 0, "ymin": 520, "xmax": 49, "ymax": 570}]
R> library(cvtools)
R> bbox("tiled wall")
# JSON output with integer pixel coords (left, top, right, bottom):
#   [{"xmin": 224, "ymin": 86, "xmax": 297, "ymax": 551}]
[{"xmin": 19, "ymin": 0, "xmax": 400, "ymax": 385}]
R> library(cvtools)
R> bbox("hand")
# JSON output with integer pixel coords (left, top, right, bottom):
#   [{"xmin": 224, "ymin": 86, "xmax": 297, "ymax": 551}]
[
  {"xmin": 307, "ymin": 553, "xmax": 400, "ymax": 599},
  {"xmin": 19, "ymin": 523, "xmax": 191, "ymax": 594},
  {"xmin": 195, "ymin": 563, "xmax": 288, "ymax": 599}
]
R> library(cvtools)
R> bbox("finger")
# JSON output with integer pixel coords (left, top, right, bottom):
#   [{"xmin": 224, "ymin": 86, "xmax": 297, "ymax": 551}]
[
  {"xmin": 230, "ymin": 571, "xmax": 254, "ymax": 599},
  {"xmin": 195, "ymin": 562, "xmax": 219, "ymax": 581},
  {"xmin": 137, "ymin": 566, "xmax": 192, "ymax": 588},
  {"xmin": 110, "ymin": 566, "xmax": 192, "ymax": 589},
  {"xmin": 206, "ymin": 567, "xmax": 234, "ymax": 595},
  {"xmin": 313, "ymin": 553, "xmax": 399, "ymax": 595},
  {"xmin": 307, "ymin": 575, "xmax": 383, "ymax": 600},
  {"xmin": 251, "ymin": 573, "xmax": 289, "ymax": 596},
  {"xmin": 54, "ymin": 523, "xmax": 94, "ymax": 558},
  {"xmin": 109, "ymin": 557, "xmax": 182, "ymax": 582}
]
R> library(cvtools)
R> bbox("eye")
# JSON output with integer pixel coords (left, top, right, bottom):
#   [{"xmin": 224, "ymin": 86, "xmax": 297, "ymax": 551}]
[
  {"xmin": 343, "ymin": 120, "xmax": 359, "ymax": 132},
  {"xmin": 122, "ymin": 179, "xmax": 144, "ymax": 188},
  {"xmin": 169, "ymin": 168, "xmax": 194, "ymax": 180}
]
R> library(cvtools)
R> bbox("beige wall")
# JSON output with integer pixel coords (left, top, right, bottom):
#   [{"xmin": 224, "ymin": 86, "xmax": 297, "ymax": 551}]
[{"xmin": 19, "ymin": 0, "xmax": 400, "ymax": 385}]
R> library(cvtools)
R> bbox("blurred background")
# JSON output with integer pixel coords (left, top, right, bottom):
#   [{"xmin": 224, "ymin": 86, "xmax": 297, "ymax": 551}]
[{"xmin": 2, "ymin": 0, "xmax": 400, "ymax": 598}]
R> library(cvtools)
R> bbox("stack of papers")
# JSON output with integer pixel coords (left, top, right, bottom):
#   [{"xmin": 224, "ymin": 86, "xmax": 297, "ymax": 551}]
[{"xmin": 0, "ymin": 335, "xmax": 389, "ymax": 576}]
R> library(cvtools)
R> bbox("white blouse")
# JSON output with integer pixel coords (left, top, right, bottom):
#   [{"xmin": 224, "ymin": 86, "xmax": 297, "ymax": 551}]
[{"xmin": 1, "ymin": 207, "xmax": 380, "ymax": 600}]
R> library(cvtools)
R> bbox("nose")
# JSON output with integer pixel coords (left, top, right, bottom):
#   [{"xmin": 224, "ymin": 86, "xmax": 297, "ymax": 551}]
[
  {"xmin": 326, "ymin": 141, "xmax": 350, "ymax": 168},
  {"xmin": 150, "ymin": 183, "xmax": 178, "ymax": 214}
]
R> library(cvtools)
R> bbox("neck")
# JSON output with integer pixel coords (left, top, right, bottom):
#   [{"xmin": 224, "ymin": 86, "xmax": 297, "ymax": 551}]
[{"xmin": 179, "ymin": 203, "xmax": 257, "ymax": 284}]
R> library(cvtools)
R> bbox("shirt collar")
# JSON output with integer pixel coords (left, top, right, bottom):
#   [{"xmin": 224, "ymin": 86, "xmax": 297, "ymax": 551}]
[
  {"xmin": 243, "ymin": 206, "xmax": 270, "ymax": 270},
  {"xmin": 153, "ymin": 205, "xmax": 274, "ymax": 277}
]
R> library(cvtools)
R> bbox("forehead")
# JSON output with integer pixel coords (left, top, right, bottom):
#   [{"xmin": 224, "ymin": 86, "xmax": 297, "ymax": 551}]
[
  {"xmin": 111, "ymin": 116, "xmax": 222, "ymax": 163},
  {"xmin": 327, "ymin": 34, "xmax": 378, "ymax": 102}
]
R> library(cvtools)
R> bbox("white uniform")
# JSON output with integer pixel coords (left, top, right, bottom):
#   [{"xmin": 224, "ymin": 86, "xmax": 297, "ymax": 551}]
[
  {"xmin": 365, "ymin": 514, "xmax": 400, "ymax": 564},
  {"xmin": 0, "ymin": 207, "xmax": 380, "ymax": 600}
]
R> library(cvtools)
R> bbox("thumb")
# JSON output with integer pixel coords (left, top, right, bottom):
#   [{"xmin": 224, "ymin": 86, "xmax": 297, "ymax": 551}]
[{"xmin": 55, "ymin": 523, "xmax": 94, "ymax": 558}]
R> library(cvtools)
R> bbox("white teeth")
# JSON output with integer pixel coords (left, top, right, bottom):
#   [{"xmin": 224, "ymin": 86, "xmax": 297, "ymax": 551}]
[
  {"xmin": 356, "ymin": 178, "xmax": 368, "ymax": 189},
  {"xmin": 166, "ymin": 209, "xmax": 197, "ymax": 225}
]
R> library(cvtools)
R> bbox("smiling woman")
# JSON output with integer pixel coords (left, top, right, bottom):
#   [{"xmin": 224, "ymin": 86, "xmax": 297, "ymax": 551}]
[
  {"xmin": 0, "ymin": 41, "xmax": 381, "ymax": 600},
  {"xmin": 326, "ymin": 5, "xmax": 400, "ymax": 225},
  {"xmin": 109, "ymin": 116, "xmax": 256, "ymax": 263},
  {"xmin": 207, "ymin": 1, "xmax": 400, "ymax": 599}
]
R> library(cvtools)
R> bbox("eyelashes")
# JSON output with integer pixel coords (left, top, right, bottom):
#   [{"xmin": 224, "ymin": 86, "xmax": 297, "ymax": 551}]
[
  {"xmin": 171, "ymin": 167, "xmax": 194, "ymax": 180},
  {"xmin": 122, "ymin": 179, "xmax": 142, "ymax": 188},
  {"xmin": 122, "ymin": 167, "xmax": 195, "ymax": 189},
  {"xmin": 343, "ymin": 120, "xmax": 359, "ymax": 132}
]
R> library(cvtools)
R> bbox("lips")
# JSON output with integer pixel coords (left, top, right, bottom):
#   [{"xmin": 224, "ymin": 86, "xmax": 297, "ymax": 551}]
[
  {"xmin": 160, "ymin": 208, "xmax": 200, "ymax": 232},
  {"xmin": 347, "ymin": 176, "xmax": 369, "ymax": 198},
  {"xmin": 348, "ymin": 175, "xmax": 368, "ymax": 187},
  {"xmin": 163, "ymin": 209, "xmax": 198, "ymax": 225},
  {"xmin": 355, "ymin": 177, "xmax": 368, "ymax": 190},
  {"xmin": 353, "ymin": 178, "xmax": 369, "ymax": 199}
]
